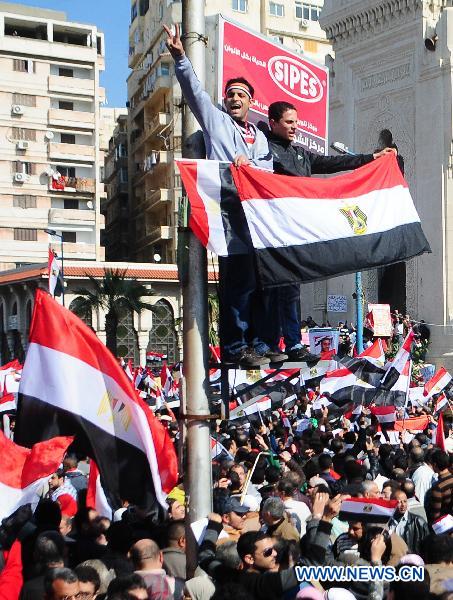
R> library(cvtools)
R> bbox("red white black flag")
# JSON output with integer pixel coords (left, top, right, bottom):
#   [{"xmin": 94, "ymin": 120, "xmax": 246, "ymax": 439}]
[
  {"xmin": 48, "ymin": 247, "xmax": 63, "ymax": 298},
  {"xmin": 177, "ymin": 154, "xmax": 430, "ymax": 286},
  {"xmin": 15, "ymin": 290, "xmax": 178, "ymax": 520}
]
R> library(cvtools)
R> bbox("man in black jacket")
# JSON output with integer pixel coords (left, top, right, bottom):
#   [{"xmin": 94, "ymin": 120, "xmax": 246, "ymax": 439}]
[
  {"xmin": 260, "ymin": 101, "xmax": 396, "ymax": 360},
  {"xmin": 389, "ymin": 489, "xmax": 430, "ymax": 555}
]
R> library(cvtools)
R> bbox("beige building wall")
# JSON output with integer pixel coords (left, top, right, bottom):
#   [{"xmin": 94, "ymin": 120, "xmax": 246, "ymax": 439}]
[
  {"xmin": 127, "ymin": 0, "xmax": 331, "ymax": 264},
  {"xmin": 0, "ymin": 3, "xmax": 106, "ymax": 269}
]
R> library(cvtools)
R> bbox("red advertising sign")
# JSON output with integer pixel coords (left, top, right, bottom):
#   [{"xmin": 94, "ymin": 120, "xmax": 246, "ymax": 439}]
[{"xmin": 217, "ymin": 16, "xmax": 329, "ymax": 155}]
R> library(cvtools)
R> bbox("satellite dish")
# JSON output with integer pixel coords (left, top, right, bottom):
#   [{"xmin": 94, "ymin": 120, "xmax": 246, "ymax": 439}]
[
  {"xmin": 44, "ymin": 131, "xmax": 54, "ymax": 141},
  {"xmin": 86, "ymin": 200, "xmax": 93, "ymax": 209}
]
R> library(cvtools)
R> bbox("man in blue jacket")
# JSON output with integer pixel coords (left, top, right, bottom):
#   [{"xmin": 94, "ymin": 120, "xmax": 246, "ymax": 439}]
[{"xmin": 164, "ymin": 24, "xmax": 286, "ymax": 367}]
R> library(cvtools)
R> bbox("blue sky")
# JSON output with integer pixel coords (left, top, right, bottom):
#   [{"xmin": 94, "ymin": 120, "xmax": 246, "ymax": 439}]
[{"xmin": 17, "ymin": 0, "xmax": 129, "ymax": 107}]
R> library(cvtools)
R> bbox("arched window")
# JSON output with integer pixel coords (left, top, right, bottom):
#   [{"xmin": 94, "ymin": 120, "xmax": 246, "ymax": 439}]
[
  {"xmin": 117, "ymin": 310, "xmax": 140, "ymax": 363},
  {"xmin": 148, "ymin": 299, "xmax": 178, "ymax": 363},
  {"xmin": 69, "ymin": 297, "xmax": 93, "ymax": 328}
]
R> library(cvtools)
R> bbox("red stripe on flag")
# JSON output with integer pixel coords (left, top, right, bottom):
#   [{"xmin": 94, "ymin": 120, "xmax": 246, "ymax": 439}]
[
  {"xmin": 0, "ymin": 431, "xmax": 73, "ymax": 489},
  {"xmin": 176, "ymin": 162, "xmax": 209, "ymax": 247},
  {"xmin": 343, "ymin": 497, "xmax": 398, "ymax": 509},
  {"xmin": 233, "ymin": 153, "xmax": 407, "ymax": 202}
]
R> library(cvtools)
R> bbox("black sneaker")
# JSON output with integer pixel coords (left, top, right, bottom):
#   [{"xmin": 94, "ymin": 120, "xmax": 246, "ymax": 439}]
[
  {"xmin": 265, "ymin": 350, "xmax": 288, "ymax": 363},
  {"xmin": 223, "ymin": 347, "xmax": 269, "ymax": 368},
  {"xmin": 286, "ymin": 346, "xmax": 319, "ymax": 364}
]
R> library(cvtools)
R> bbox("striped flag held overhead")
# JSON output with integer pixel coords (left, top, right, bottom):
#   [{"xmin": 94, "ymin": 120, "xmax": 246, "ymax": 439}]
[
  {"xmin": 424, "ymin": 367, "xmax": 452, "ymax": 399},
  {"xmin": 339, "ymin": 497, "xmax": 397, "ymax": 523},
  {"xmin": 177, "ymin": 154, "xmax": 430, "ymax": 286},
  {"xmin": 370, "ymin": 405, "xmax": 397, "ymax": 424}
]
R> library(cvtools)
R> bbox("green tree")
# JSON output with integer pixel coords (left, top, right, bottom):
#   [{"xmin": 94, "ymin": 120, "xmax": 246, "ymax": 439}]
[{"xmin": 71, "ymin": 269, "xmax": 155, "ymax": 357}]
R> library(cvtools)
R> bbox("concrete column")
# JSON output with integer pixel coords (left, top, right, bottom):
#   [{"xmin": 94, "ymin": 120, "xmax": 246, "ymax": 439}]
[
  {"xmin": 47, "ymin": 22, "xmax": 53, "ymax": 42},
  {"xmin": 137, "ymin": 332, "xmax": 149, "ymax": 366}
]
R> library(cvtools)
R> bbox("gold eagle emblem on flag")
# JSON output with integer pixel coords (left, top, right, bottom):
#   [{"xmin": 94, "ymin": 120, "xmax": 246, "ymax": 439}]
[
  {"xmin": 339, "ymin": 204, "xmax": 368, "ymax": 235},
  {"xmin": 362, "ymin": 505, "xmax": 373, "ymax": 513}
]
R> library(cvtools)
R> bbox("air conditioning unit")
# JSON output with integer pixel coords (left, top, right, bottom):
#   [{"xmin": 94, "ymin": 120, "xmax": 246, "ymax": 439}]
[
  {"xmin": 16, "ymin": 141, "xmax": 29, "ymax": 151},
  {"xmin": 11, "ymin": 105, "xmax": 24, "ymax": 115},
  {"xmin": 14, "ymin": 172, "xmax": 28, "ymax": 183},
  {"xmin": 300, "ymin": 19, "xmax": 309, "ymax": 29}
]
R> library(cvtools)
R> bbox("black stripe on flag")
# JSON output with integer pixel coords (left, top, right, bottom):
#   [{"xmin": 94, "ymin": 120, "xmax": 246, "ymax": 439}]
[{"xmin": 253, "ymin": 222, "xmax": 430, "ymax": 287}]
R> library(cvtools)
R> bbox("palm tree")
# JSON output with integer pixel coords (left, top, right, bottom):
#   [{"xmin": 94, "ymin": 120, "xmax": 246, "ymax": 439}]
[
  {"xmin": 208, "ymin": 292, "xmax": 220, "ymax": 347},
  {"xmin": 71, "ymin": 269, "xmax": 155, "ymax": 357}
]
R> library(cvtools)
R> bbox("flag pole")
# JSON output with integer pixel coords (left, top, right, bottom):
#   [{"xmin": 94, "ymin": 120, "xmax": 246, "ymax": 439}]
[
  {"xmin": 180, "ymin": 0, "xmax": 212, "ymax": 578},
  {"xmin": 356, "ymin": 272, "xmax": 364, "ymax": 353}
]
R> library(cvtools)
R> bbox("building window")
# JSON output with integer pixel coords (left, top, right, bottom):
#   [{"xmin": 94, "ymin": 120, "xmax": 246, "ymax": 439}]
[
  {"xmin": 119, "ymin": 168, "xmax": 128, "ymax": 183},
  {"xmin": 11, "ymin": 128, "xmax": 36, "ymax": 141},
  {"xmin": 232, "ymin": 0, "xmax": 247, "ymax": 12},
  {"xmin": 54, "ymin": 165, "xmax": 76, "ymax": 177},
  {"xmin": 148, "ymin": 299, "xmax": 178, "ymax": 362},
  {"xmin": 160, "ymin": 63, "xmax": 170, "ymax": 76},
  {"xmin": 58, "ymin": 67, "xmax": 74, "ymax": 77},
  {"xmin": 64, "ymin": 198, "xmax": 78, "ymax": 209},
  {"xmin": 13, "ymin": 195, "xmax": 36, "ymax": 208},
  {"xmin": 296, "ymin": 2, "xmax": 321, "ymax": 21},
  {"xmin": 117, "ymin": 310, "xmax": 140, "ymax": 363},
  {"xmin": 60, "ymin": 133, "xmax": 76, "ymax": 144},
  {"xmin": 12, "ymin": 93, "xmax": 36, "ymax": 107},
  {"xmin": 62, "ymin": 231, "xmax": 77, "ymax": 243},
  {"xmin": 14, "ymin": 228, "xmax": 37, "ymax": 241},
  {"xmin": 13, "ymin": 59, "xmax": 35, "ymax": 73},
  {"xmin": 131, "ymin": 2, "xmax": 138, "ymax": 22},
  {"xmin": 270, "ymin": 35, "xmax": 284, "ymax": 44},
  {"xmin": 58, "ymin": 100, "xmax": 74, "ymax": 110},
  {"xmin": 12, "ymin": 161, "xmax": 35, "ymax": 175},
  {"xmin": 269, "ymin": 1, "xmax": 284, "ymax": 16},
  {"xmin": 139, "ymin": 0, "xmax": 149, "ymax": 15}
]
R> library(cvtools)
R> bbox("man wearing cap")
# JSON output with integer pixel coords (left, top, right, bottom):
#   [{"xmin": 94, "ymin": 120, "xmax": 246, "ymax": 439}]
[
  {"xmin": 218, "ymin": 496, "xmax": 250, "ymax": 544},
  {"xmin": 164, "ymin": 24, "xmax": 286, "ymax": 368}
]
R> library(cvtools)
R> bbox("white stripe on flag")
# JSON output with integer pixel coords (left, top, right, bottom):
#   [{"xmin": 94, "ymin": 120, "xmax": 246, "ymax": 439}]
[
  {"xmin": 0, "ymin": 478, "xmax": 46, "ymax": 522},
  {"xmin": 197, "ymin": 161, "xmax": 227, "ymax": 256},
  {"xmin": 241, "ymin": 187, "xmax": 418, "ymax": 250},
  {"xmin": 20, "ymin": 343, "xmax": 167, "ymax": 508}
]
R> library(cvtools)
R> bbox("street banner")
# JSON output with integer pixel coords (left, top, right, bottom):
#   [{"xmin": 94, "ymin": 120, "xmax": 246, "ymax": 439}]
[
  {"xmin": 217, "ymin": 15, "xmax": 329, "ymax": 155},
  {"xmin": 368, "ymin": 304, "xmax": 392, "ymax": 337}
]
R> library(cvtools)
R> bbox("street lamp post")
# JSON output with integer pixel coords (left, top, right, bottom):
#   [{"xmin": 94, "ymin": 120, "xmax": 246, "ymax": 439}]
[{"xmin": 45, "ymin": 228, "xmax": 65, "ymax": 306}]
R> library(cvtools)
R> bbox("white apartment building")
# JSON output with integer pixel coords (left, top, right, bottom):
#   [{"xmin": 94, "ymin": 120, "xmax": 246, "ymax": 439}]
[
  {"xmin": 127, "ymin": 0, "xmax": 330, "ymax": 263},
  {"xmin": 0, "ymin": 2, "xmax": 106, "ymax": 270}
]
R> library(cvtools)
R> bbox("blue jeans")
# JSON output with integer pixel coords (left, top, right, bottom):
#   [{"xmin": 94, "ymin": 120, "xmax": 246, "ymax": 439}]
[
  {"xmin": 257, "ymin": 284, "xmax": 302, "ymax": 351},
  {"xmin": 218, "ymin": 255, "xmax": 269, "ymax": 356}
]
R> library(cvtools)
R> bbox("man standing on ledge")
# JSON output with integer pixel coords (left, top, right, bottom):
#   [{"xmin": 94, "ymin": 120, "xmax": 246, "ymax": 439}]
[
  {"xmin": 164, "ymin": 24, "xmax": 287, "ymax": 367},
  {"xmin": 260, "ymin": 101, "xmax": 396, "ymax": 360}
]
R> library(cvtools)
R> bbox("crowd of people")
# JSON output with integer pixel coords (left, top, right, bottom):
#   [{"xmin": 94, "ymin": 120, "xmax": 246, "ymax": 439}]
[{"xmin": 0, "ymin": 387, "xmax": 451, "ymax": 600}]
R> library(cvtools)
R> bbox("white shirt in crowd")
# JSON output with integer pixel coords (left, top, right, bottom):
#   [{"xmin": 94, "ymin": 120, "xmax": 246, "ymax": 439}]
[
  {"xmin": 283, "ymin": 498, "xmax": 311, "ymax": 537},
  {"xmin": 411, "ymin": 462, "xmax": 436, "ymax": 506}
]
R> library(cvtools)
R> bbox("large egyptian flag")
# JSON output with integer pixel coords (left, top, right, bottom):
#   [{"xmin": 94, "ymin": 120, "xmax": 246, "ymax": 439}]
[
  {"xmin": 15, "ymin": 290, "xmax": 178, "ymax": 520},
  {"xmin": 177, "ymin": 154, "xmax": 430, "ymax": 286}
]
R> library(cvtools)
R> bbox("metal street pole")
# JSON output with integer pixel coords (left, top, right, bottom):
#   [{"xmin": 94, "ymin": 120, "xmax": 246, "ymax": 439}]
[
  {"xmin": 356, "ymin": 271, "xmax": 363, "ymax": 353},
  {"xmin": 180, "ymin": 0, "xmax": 212, "ymax": 577}
]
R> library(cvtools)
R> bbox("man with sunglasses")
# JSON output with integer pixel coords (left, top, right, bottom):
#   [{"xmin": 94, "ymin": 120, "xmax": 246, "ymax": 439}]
[
  {"xmin": 164, "ymin": 24, "xmax": 286, "ymax": 368},
  {"xmin": 237, "ymin": 531, "xmax": 278, "ymax": 572}
]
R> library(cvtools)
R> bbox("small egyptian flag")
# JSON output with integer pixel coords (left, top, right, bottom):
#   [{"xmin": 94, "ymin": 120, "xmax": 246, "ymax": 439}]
[
  {"xmin": 48, "ymin": 247, "xmax": 63, "ymax": 297},
  {"xmin": 339, "ymin": 497, "xmax": 397, "ymax": 523}
]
